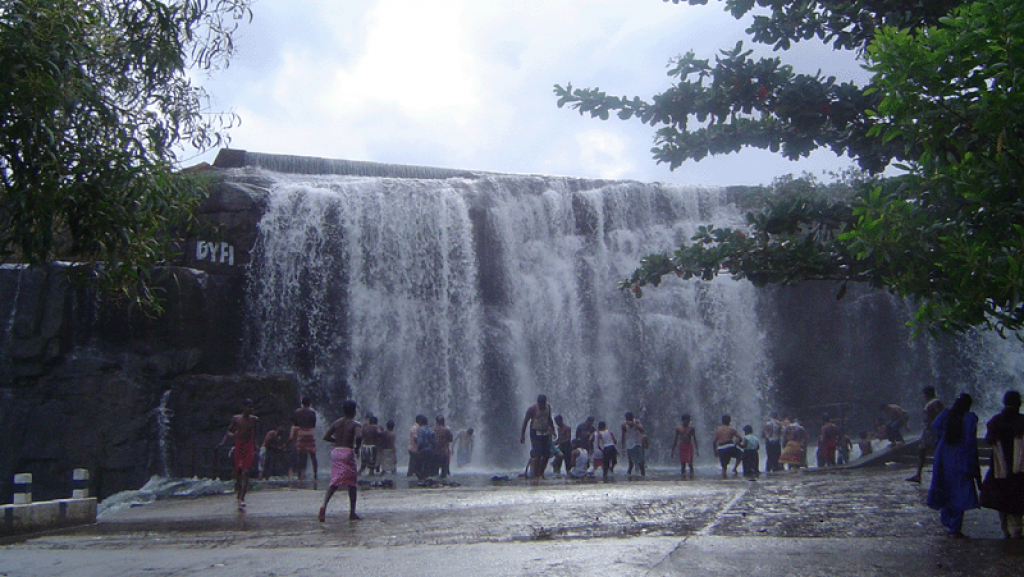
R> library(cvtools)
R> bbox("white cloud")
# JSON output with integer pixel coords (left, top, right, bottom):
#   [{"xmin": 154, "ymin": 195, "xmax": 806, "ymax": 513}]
[
  {"xmin": 576, "ymin": 130, "xmax": 634, "ymax": 180},
  {"xmin": 190, "ymin": 0, "xmax": 864, "ymax": 186}
]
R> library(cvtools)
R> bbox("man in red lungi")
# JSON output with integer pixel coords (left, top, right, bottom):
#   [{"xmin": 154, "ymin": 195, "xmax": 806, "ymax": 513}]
[
  {"xmin": 291, "ymin": 397, "xmax": 318, "ymax": 488},
  {"xmin": 224, "ymin": 399, "xmax": 259, "ymax": 509}
]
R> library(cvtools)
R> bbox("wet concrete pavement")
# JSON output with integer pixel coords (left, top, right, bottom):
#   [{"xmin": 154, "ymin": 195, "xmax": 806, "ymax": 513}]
[{"xmin": 2, "ymin": 467, "xmax": 1023, "ymax": 576}]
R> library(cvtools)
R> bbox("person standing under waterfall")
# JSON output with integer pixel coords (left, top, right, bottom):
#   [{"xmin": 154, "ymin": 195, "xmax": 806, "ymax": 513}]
[
  {"xmin": 359, "ymin": 415, "xmax": 383, "ymax": 476},
  {"xmin": 576, "ymin": 416, "xmax": 596, "ymax": 455},
  {"xmin": 453, "ymin": 427, "xmax": 474, "ymax": 468},
  {"xmin": 433, "ymin": 416, "xmax": 454, "ymax": 478},
  {"xmin": 762, "ymin": 412, "xmax": 784, "ymax": 473},
  {"xmin": 223, "ymin": 399, "xmax": 259, "ymax": 509},
  {"xmin": 520, "ymin": 394, "xmax": 555, "ymax": 479},
  {"xmin": 741, "ymin": 425, "xmax": 761, "ymax": 479},
  {"xmin": 927, "ymin": 393, "xmax": 981, "ymax": 538},
  {"xmin": 779, "ymin": 417, "xmax": 808, "ymax": 470},
  {"xmin": 712, "ymin": 414, "xmax": 744, "ymax": 479},
  {"xmin": 907, "ymin": 386, "xmax": 946, "ymax": 484},
  {"xmin": 818, "ymin": 415, "xmax": 841, "ymax": 467},
  {"xmin": 407, "ymin": 416, "xmax": 422, "ymax": 478},
  {"xmin": 379, "ymin": 420, "xmax": 398, "ymax": 475},
  {"xmin": 593, "ymin": 421, "xmax": 618, "ymax": 479},
  {"xmin": 621, "ymin": 412, "xmax": 646, "ymax": 478},
  {"xmin": 551, "ymin": 415, "xmax": 573, "ymax": 475},
  {"xmin": 671, "ymin": 413, "xmax": 699, "ymax": 479},
  {"xmin": 319, "ymin": 399, "xmax": 362, "ymax": 522},
  {"xmin": 292, "ymin": 397, "xmax": 318, "ymax": 489}
]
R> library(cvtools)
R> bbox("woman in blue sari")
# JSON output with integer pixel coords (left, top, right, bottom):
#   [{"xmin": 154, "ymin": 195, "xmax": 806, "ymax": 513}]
[{"xmin": 927, "ymin": 393, "xmax": 982, "ymax": 538}]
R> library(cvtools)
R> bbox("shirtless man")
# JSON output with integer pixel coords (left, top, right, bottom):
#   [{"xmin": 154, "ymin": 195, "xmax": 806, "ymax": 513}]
[
  {"xmin": 907, "ymin": 386, "xmax": 945, "ymax": 483},
  {"xmin": 224, "ymin": 399, "xmax": 259, "ymax": 508},
  {"xmin": 712, "ymin": 414, "xmax": 744, "ymax": 479},
  {"xmin": 319, "ymin": 399, "xmax": 362, "ymax": 521},
  {"xmin": 576, "ymin": 416, "xmax": 596, "ymax": 455},
  {"xmin": 433, "ymin": 416, "xmax": 454, "ymax": 478},
  {"xmin": 520, "ymin": 394, "xmax": 555, "ymax": 479},
  {"xmin": 880, "ymin": 403, "xmax": 909, "ymax": 446},
  {"xmin": 551, "ymin": 415, "xmax": 573, "ymax": 475},
  {"xmin": 621, "ymin": 412, "xmax": 646, "ymax": 477},
  {"xmin": 359, "ymin": 415, "xmax": 383, "ymax": 476},
  {"xmin": 818, "ymin": 415, "xmax": 841, "ymax": 467},
  {"xmin": 292, "ymin": 397, "xmax": 318, "ymax": 488},
  {"xmin": 671, "ymin": 413, "xmax": 700, "ymax": 479}
]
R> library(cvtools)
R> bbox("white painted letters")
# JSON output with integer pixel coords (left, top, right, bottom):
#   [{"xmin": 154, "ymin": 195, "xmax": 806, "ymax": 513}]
[{"xmin": 194, "ymin": 240, "xmax": 235, "ymax": 266}]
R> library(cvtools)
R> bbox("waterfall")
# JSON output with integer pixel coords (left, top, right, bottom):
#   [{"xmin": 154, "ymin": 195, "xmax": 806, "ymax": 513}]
[
  {"xmin": 244, "ymin": 170, "xmax": 773, "ymax": 466},
  {"xmin": 154, "ymin": 389, "xmax": 174, "ymax": 477}
]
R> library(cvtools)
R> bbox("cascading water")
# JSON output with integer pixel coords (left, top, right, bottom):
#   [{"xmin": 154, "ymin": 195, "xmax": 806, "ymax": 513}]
[
  {"xmin": 244, "ymin": 169, "xmax": 773, "ymax": 467},
  {"xmin": 153, "ymin": 389, "xmax": 174, "ymax": 477}
]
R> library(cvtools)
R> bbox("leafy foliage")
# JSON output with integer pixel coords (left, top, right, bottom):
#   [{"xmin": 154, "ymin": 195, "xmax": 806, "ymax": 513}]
[
  {"xmin": 622, "ymin": 172, "xmax": 876, "ymax": 296},
  {"xmin": 855, "ymin": 0, "xmax": 1024, "ymax": 333},
  {"xmin": 555, "ymin": 0, "xmax": 967, "ymax": 173},
  {"xmin": 614, "ymin": 0, "xmax": 1024, "ymax": 335},
  {"xmin": 0, "ymin": 0, "xmax": 251, "ymax": 306}
]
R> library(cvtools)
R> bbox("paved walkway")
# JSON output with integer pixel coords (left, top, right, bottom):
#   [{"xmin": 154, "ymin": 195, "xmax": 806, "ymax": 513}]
[{"xmin": 2, "ymin": 467, "xmax": 1022, "ymax": 576}]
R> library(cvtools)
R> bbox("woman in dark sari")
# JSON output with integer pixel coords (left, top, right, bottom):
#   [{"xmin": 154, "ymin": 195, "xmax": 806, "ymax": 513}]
[
  {"xmin": 979, "ymin": 390, "xmax": 1024, "ymax": 539},
  {"xmin": 926, "ymin": 393, "xmax": 981, "ymax": 538}
]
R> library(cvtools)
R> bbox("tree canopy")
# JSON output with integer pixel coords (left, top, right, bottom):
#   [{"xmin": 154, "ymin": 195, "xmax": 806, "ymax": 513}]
[
  {"xmin": 558, "ymin": 0, "xmax": 1024, "ymax": 335},
  {"xmin": 555, "ymin": 0, "xmax": 965, "ymax": 173},
  {"xmin": 0, "ymin": 0, "xmax": 251, "ymax": 305}
]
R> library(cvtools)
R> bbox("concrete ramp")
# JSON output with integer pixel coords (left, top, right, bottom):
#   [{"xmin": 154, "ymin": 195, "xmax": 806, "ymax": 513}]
[{"xmin": 807, "ymin": 434, "xmax": 990, "ymax": 472}]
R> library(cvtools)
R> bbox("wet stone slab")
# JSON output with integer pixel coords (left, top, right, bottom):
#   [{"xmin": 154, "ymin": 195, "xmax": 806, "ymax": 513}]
[{"xmin": 6, "ymin": 467, "xmax": 1008, "ymax": 551}]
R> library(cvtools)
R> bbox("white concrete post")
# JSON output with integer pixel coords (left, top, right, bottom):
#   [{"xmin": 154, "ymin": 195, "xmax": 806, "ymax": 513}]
[
  {"xmin": 13, "ymin": 473, "xmax": 31, "ymax": 505},
  {"xmin": 72, "ymin": 469, "xmax": 90, "ymax": 499}
]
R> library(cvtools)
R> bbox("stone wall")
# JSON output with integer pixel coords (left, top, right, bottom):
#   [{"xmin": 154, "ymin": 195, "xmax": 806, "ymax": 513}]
[{"xmin": 0, "ymin": 171, "xmax": 298, "ymax": 503}]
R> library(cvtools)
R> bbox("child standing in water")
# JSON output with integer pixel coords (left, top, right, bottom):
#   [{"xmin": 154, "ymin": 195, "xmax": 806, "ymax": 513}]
[
  {"xmin": 742, "ymin": 425, "xmax": 761, "ymax": 479},
  {"xmin": 593, "ymin": 421, "xmax": 618, "ymax": 479}
]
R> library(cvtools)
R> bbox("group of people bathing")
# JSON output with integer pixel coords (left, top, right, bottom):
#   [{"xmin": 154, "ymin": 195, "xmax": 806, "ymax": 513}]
[
  {"xmin": 223, "ymin": 385, "xmax": 1024, "ymax": 536},
  {"xmin": 406, "ymin": 414, "xmax": 475, "ymax": 481},
  {"xmin": 519, "ymin": 393, "xmax": 858, "ymax": 483},
  {"xmin": 220, "ymin": 397, "xmax": 322, "ymax": 509},
  {"xmin": 520, "ymin": 394, "xmax": 651, "ymax": 481}
]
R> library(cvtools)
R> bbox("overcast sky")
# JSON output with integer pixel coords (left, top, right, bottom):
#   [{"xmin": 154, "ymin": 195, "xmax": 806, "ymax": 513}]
[{"xmin": 189, "ymin": 0, "xmax": 870, "ymax": 186}]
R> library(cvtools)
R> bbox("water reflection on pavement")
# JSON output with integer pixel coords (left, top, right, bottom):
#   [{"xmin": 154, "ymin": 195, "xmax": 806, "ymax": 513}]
[{"xmin": 2, "ymin": 467, "xmax": 1022, "ymax": 576}]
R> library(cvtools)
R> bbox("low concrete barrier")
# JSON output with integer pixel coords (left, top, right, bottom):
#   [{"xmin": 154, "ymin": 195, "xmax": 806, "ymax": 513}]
[
  {"xmin": 1, "ymin": 498, "xmax": 97, "ymax": 536},
  {"xmin": 2, "ymin": 471, "xmax": 97, "ymax": 537}
]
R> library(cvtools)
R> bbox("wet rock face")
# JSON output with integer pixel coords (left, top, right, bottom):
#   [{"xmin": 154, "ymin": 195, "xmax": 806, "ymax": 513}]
[
  {"xmin": 181, "ymin": 175, "xmax": 271, "ymax": 275},
  {"xmin": 0, "ymin": 369, "xmax": 298, "ymax": 503},
  {"xmin": 0, "ymin": 265, "xmax": 248, "ymax": 382},
  {"xmin": 0, "ymin": 173, "xmax": 289, "ymax": 503}
]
